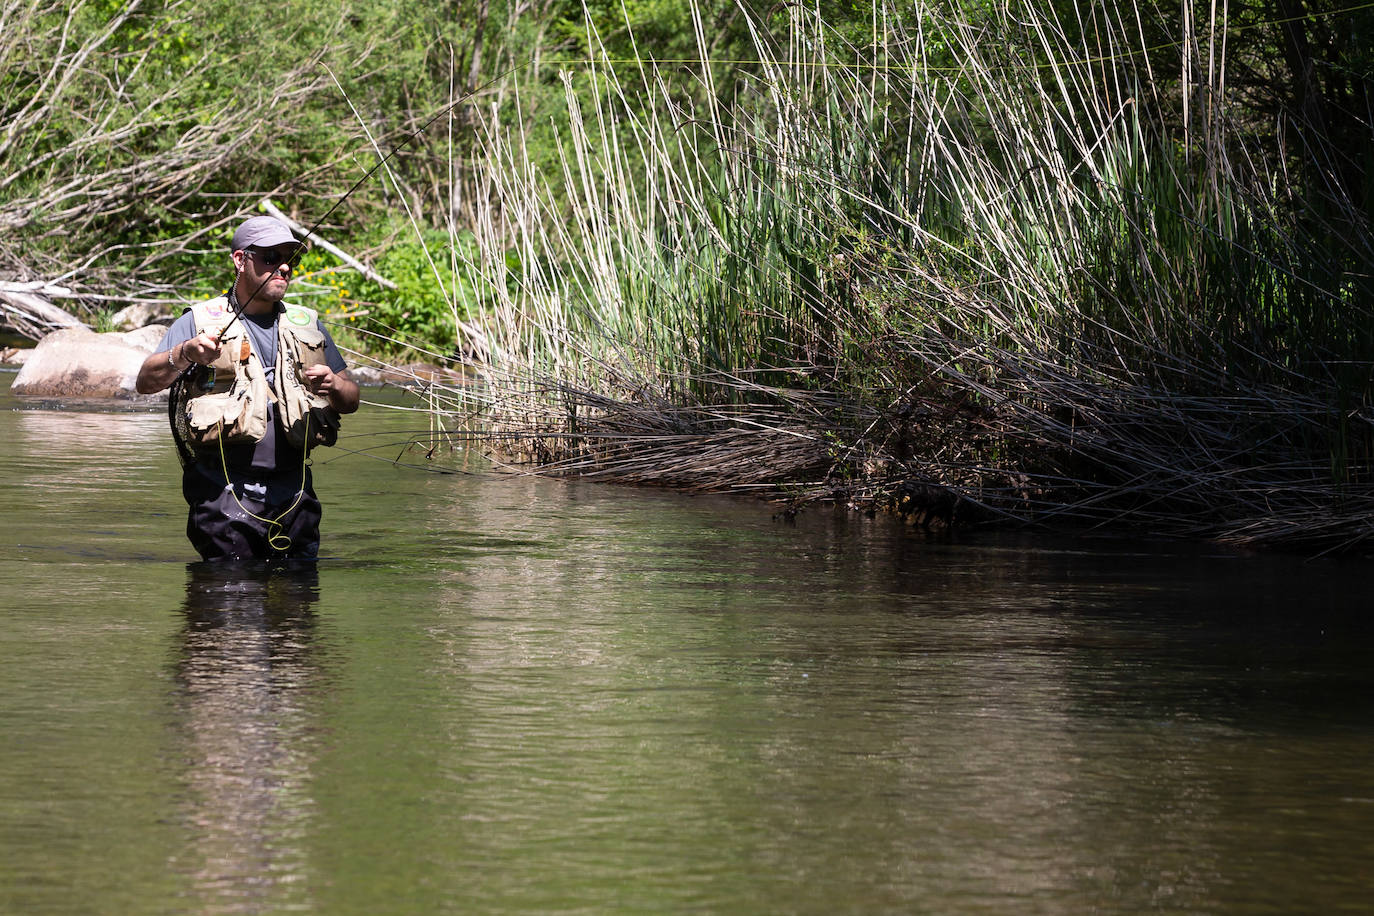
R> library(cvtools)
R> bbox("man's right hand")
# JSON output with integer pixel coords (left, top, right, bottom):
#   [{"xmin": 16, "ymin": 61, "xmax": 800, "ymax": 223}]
[
  {"xmin": 135, "ymin": 331, "xmax": 223, "ymax": 394},
  {"xmin": 184, "ymin": 331, "xmax": 222, "ymax": 367}
]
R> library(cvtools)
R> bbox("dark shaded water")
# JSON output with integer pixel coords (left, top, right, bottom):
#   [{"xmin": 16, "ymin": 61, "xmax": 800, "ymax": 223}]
[{"xmin": 2, "ymin": 380, "xmax": 1373, "ymax": 914}]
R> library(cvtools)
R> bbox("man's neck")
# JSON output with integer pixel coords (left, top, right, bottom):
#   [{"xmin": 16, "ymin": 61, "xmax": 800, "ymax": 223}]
[{"xmin": 231, "ymin": 284, "xmax": 280, "ymax": 316}]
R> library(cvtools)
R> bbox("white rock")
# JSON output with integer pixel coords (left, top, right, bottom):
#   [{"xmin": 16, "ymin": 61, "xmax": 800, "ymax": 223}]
[{"xmin": 10, "ymin": 326, "xmax": 162, "ymax": 399}]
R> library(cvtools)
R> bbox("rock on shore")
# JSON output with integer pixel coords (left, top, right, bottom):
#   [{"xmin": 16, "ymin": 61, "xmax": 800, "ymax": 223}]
[{"xmin": 10, "ymin": 326, "xmax": 165, "ymax": 400}]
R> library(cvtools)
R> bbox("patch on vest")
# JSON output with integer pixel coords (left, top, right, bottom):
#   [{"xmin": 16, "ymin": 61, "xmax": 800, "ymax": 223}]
[
  {"xmin": 285, "ymin": 307, "xmax": 312, "ymax": 326},
  {"xmin": 203, "ymin": 301, "xmax": 228, "ymax": 320}
]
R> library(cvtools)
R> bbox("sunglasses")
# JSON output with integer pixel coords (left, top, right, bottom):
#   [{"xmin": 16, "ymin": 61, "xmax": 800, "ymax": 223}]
[{"xmin": 246, "ymin": 247, "xmax": 297, "ymax": 267}]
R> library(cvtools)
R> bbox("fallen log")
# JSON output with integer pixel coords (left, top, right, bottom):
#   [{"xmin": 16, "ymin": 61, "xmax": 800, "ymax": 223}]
[
  {"xmin": 260, "ymin": 198, "xmax": 496, "ymax": 364},
  {"xmin": 261, "ymin": 199, "xmax": 397, "ymax": 290},
  {"xmin": 0, "ymin": 281, "xmax": 85, "ymax": 341}
]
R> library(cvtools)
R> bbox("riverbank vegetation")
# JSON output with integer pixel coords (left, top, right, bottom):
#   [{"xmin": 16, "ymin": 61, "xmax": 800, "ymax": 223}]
[{"xmin": 3, "ymin": 0, "xmax": 1372, "ymax": 553}]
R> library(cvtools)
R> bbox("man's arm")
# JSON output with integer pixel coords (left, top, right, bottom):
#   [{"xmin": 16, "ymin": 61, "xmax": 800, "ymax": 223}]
[
  {"xmin": 136, "ymin": 345, "xmax": 184, "ymax": 394},
  {"xmin": 135, "ymin": 317, "xmax": 221, "ymax": 394}
]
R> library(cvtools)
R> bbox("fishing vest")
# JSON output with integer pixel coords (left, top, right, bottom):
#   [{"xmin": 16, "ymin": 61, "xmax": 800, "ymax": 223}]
[{"xmin": 181, "ymin": 297, "xmax": 339, "ymax": 453}]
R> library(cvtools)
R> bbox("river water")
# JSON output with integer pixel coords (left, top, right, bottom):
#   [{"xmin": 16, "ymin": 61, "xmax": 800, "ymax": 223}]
[{"xmin": 2, "ymin": 378, "xmax": 1372, "ymax": 914}]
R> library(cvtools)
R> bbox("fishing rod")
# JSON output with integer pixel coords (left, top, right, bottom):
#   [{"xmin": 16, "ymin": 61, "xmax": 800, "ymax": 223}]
[
  {"xmin": 211, "ymin": 60, "xmax": 526, "ymax": 341},
  {"xmin": 168, "ymin": 62, "xmax": 524, "ymax": 466}
]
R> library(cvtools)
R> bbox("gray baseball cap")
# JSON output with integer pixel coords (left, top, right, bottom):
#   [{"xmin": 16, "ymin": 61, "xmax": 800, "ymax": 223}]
[{"xmin": 231, "ymin": 215, "xmax": 306, "ymax": 252}]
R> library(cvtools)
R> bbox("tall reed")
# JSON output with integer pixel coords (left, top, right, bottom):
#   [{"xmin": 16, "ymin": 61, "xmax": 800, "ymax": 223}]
[{"xmin": 419, "ymin": 0, "xmax": 1374, "ymax": 553}]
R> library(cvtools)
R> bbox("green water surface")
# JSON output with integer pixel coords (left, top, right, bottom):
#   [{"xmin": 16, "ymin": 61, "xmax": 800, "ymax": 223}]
[{"xmin": 2, "ymin": 381, "xmax": 1372, "ymax": 914}]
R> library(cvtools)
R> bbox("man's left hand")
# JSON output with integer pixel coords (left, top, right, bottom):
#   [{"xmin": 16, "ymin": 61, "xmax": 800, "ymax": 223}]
[
  {"xmin": 304, "ymin": 365, "xmax": 361, "ymax": 414},
  {"xmin": 305, "ymin": 364, "xmax": 339, "ymax": 394}
]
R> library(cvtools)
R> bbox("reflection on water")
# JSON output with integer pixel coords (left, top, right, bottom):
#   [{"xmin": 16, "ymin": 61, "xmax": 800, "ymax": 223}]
[
  {"xmin": 15, "ymin": 406, "xmax": 167, "ymax": 449},
  {"xmin": 8, "ymin": 409, "xmax": 169, "ymax": 498},
  {"xmin": 169, "ymin": 562, "xmax": 326, "ymax": 913}
]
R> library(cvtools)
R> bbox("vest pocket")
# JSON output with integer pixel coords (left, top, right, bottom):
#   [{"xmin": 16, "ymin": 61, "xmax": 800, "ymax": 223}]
[
  {"xmin": 186, "ymin": 376, "xmax": 269, "ymax": 449},
  {"xmin": 287, "ymin": 325, "xmax": 328, "ymax": 367},
  {"xmin": 276, "ymin": 323, "xmax": 337, "ymax": 451}
]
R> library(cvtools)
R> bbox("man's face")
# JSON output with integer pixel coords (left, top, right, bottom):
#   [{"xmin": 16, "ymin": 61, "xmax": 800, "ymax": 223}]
[{"xmin": 235, "ymin": 244, "xmax": 298, "ymax": 303}]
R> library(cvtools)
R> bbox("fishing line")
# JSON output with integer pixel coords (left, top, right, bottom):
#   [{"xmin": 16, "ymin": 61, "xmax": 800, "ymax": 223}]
[
  {"xmin": 203, "ymin": 0, "xmax": 1373, "ymax": 326},
  {"xmin": 537, "ymin": 0, "xmax": 1374, "ymax": 77},
  {"xmin": 207, "ymin": 0, "xmax": 1371, "ymax": 335},
  {"xmin": 217, "ymin": 59, "xmax": 531, "ymax": 340},
  {"xmin": 169, "ymin": 61, "xmax": 527, "ymax": 466},
  {"xmin": 213, "ymin": 411, "xmax": 313, "ymax": 554}
]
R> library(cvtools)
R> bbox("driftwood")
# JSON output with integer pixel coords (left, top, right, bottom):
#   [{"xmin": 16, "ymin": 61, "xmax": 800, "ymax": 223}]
[
  {"xmin": 261, "ymin": 199, "xmax": 398, "ymax": 290},
  {"xmin": 262, "ymin": 200, "xmax": 495, "ymax": 363},
  {"xmin": 0, "ymin": 281, "xmax": 85, "ymax": 340}
]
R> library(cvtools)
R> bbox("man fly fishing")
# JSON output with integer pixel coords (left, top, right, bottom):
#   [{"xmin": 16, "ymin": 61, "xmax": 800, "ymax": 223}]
[{"xmin": 136, "ymin": 215, "xmax": 360, "ymax": 561}]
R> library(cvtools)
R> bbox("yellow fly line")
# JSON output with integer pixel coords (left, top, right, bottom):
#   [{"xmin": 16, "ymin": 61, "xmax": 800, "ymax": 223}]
[{"xmin": 214, "ymin": 412, "xmax": 314, "ymax": 554}]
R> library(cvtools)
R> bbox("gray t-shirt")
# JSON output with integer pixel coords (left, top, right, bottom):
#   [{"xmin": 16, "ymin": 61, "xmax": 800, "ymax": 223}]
[{"xmin": 157, "ymin": 304, "xmax": 348, "ymax": 473}]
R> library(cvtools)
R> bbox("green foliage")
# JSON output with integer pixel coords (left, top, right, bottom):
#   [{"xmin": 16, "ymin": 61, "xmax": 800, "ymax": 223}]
[
  {"xmin": 6, "ymin": 0, "xmax": 1373, "ymax": 408},
  {"xmin": 0, "ymin": 0, "xmax": 532, "ymax": 302},
  {"xmin": 294, "ymin": 229, "xmax": 487, "ymax": 359},
  {"xmin": 89, "ymin": 308, "xmax": 120, "ymax": 334},
  {"xmin": 371, "ymin": 232, "xmax": 480, "ymax": 352}
]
